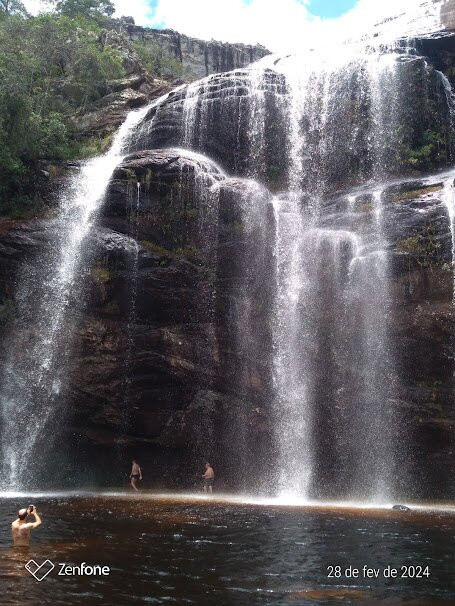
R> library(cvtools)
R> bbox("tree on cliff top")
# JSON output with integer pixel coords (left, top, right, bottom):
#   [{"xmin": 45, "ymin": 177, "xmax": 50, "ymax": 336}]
[
  {"xmin": 0, "ymin": 0, "xmax": 28, "ymax": 16},
  {"xmin": 51, "ymin": 0, "xmax": 115, "ymax": 19}
]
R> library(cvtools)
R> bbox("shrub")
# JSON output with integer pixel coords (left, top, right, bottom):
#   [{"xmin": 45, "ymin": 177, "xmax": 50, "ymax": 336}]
[{"xmin": 133, "ymin": 40, "xmax": 184, "ymax": 79}]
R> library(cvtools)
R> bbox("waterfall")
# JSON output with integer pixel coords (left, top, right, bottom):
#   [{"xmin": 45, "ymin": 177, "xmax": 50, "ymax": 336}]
[
  {"xmin": 121, "ymin": 180, "xmax": 142, "ymax": 438},
  {"xmin": 440, "ymin": 68, "xmax": 455, "ymax": 270},
  {"xmin": 443, "ymin": 179, "xmax": 455, "ymax": 308},
  {"xmin": 440, "ymin": 72, "xmax": 455, "ymax": 379},
  {"xmin": 256, "ymin": 49, "xmax": 401, "ymax": 500},
  {"xmin": 272, "ymin": 195, "xmax": 311, "ymax": 497},
  {"xmin": 217, "ymin": 178, "xmax": 273, "ymax": 489},
  {"xmin": 0, "ymin": 103, "xmax": 154, "ymax": 490},
  {"xmin": 1, "ymin": 1, "xmax": 453, "ymax": 500},
  {"xmin": 130, "ymin": 13, "xmax": 455, "ymax": 500},
  {"xmin": 345, "ymin": 190, "xmax": 397, "ymax": 501}
]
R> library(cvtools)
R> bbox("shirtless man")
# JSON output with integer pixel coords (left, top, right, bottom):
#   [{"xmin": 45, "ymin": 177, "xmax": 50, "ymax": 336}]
[
  {"xmin": 12, "ymin": 506, "xmax": 42, "ymax": 546},
  {"xmin": 202, "ymin": 463, "xmax": 214, "ymax": 494},
  {"xmin": 130, "ymin": 460, "xmax": 142, "ymax": 491}
]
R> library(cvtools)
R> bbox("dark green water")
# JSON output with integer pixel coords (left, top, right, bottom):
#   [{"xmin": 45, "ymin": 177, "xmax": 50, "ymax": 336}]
[{"xmin": 0, "ymin": 494, "xmax": 453, "ymax": 605}]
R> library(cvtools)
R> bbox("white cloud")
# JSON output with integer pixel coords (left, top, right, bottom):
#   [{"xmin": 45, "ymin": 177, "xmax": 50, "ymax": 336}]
[
  {"xmin": 23, "ymin": 0, "xmax": 317, "ymax": 51},
  {"xmin": 22, "ymin": 0, "xmax": 47, "ymax": 14},
  {"xmin": 146, "ymin": 0, "xmax": 441, "ymax": 52},
  {"xmin": 21, "ymin": 0, "xmax": 442, "ymax": 54},
  {"xmin": 112, "ymin": 0, "xmax": 152, "ymax": 25},
  {"xmin": 149, "ymin": 0, "xmax": 318, "ymax": 51},
  {"xmin": 21, "ymin": 0, "xmax": 319, "ymax": 52}
]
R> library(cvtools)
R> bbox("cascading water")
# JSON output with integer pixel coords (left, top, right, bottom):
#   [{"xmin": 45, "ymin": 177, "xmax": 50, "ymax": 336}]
[
  {"xmin": 444, "ymin": 179, "xmax": 455, "ymax": 297},
  {"xmin": 259, "ymin": 50, "xmax": 406, "ymax": 500},
  {"xmin": 344, "ymin": 189, "xmax": 397, "ymax": 501},
  {"xmin": 216, "ymin": 178, "xmax": 274, "ymax": 489},
  {"xmin": 443, "ymin": 177, "xmax": 455, "ymax": 379},
  {"xmin": 441, "ymin": 72, "xmax": 455, "ymax": 304},
  {"xmin": 1, "ymin": 2, "xmax": 454, "ymax": 501},
  {"xmin": 0, "ymin": 102, "xmax": 154, "ymax": 490},
  {"xmin": 127, "ymin": 3, "xmax": 455, "ymax": 500},
  {"xmin": 272, "ymin": 195, "xmax": 312, "ymax": 498},
  {"xmin": 121, "ymin": 181, "xmax": 142, "ymax": 438}
]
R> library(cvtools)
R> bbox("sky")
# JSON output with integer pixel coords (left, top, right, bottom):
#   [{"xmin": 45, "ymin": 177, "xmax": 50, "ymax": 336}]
[
  {"xmin": 307, "ymin": 0, "xmax": 357, "ymax": 18},
  {"xmin": 22, "ymin": 0, "xmax": 437, "ymax": 53},
  {"xmin": 22, "ymin": 0, "xmax": 359, "ymax": 51}
]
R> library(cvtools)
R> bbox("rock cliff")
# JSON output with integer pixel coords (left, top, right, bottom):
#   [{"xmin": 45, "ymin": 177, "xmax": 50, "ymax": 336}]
[
  {"xmin": 118, "ymin": 19, "xmax": 270, "ymax": 79},
  {"xmin": 441, "ymin": 0, "xmax": 455, "ymax": 32},
  {"xmin": 72, "ymin": 23, "xmax": 270, "ymax": 139}
]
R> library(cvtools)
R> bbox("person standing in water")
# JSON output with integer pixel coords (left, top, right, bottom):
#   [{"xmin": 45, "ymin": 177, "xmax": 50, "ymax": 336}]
[
  {"xmin": 202, "ymin": 463, "xmax": 214, "ymax": 493},
  {"xmin": 130, "ymin": 460, "xmax": 142, "ymax": 491},
  {"xmin": 12, "ymin": 505, "xmax": 42, "ymax": 546}
]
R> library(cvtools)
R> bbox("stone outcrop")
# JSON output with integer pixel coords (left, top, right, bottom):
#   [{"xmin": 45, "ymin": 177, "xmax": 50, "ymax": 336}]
[
  {"xmin": 72, "ymin": 79, "xmax": 170, "ymax": 138},
  {"xmin": 131, "ymin": 57, "xmax": 455, "ymax": 193},
  {"xmin": 119, "ymin": 22, "xmax": 270, "ymax": 79},
  {"xmin": 439, "ymin": 0, "xmax": 455, "ymax": 34},
  {"xmin": 130, "ymin": 69, "xmax": 288, "ymax": 186},
  {"xmin": 0, "ymin": 150, "xmax": 274, "ymax": 488}
]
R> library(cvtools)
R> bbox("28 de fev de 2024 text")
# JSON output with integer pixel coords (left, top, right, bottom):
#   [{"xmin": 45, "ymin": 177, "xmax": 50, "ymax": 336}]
[{"xmin": 327, "ymin": 565, "xmax": 430, "ymax": 579}]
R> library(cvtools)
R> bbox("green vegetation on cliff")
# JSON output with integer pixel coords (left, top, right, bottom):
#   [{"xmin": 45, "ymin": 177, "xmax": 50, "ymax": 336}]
[
  {"xmin": 0, "ymin": 0, "xmax": 183, "ymax": 216},
  {"xmin": 0, "ymin": 1, "xmax": 124, "ymax": 214},
  {"xmin": 51, "ymin": 0, "xmax": 115, "ymax": 20},
  {"xmin": 133, "ymin": 40, "xmax": 184, "ymax": 79}
]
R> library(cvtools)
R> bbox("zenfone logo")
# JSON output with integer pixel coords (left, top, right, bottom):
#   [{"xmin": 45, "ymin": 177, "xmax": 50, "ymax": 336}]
[
  {"xmin": 58, "ymin": 562, "xmax": 111, "ymax": 576},
  {"xmin": 25, "ymin": 559, "xmax": 111, "ymax": 581},
  {"xmin": 25, "ymin": 559, "xmax": 55, "ymax": 581}
]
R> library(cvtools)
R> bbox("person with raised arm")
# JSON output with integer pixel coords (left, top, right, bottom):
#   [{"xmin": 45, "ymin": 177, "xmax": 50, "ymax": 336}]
[{"xmin": 12, "ymin": 505, "xmax": 42, "ymax": 546}]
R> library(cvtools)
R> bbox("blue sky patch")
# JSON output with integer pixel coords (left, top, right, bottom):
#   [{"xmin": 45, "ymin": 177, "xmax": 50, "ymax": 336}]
[{"xmin": 308, "ymin": 0, "xmax": 358, "ymax": 18}]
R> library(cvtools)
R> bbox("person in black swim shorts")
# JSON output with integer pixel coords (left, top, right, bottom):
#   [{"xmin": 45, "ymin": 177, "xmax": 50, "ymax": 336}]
[
  {"xmin": 130, "ymin": 460, "xmax": 142, "ymax": 491},
  {"xmin": 202, "ymin": 462, "xmax": 214, "ymax": 493}
]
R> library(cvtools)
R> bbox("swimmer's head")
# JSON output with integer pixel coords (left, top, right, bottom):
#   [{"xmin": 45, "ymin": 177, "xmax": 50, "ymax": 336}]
[{"xmin": 18, "ymin": 509, "xmax": 28, "ymax": 521}]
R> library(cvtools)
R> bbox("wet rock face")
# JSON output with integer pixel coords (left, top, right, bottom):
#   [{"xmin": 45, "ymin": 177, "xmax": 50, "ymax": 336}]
[
  {"xmin": 0, "ymin": 155, "xmax": 272, "ymax": 489},
  {"xmin": 105, "ymin": 149, "xmax": 225, "ymax": 259},
  {"xmin": 70, "ymin": 150, "xmax": 275, "ymax": 488},
  {"xmin": 131, "ymin": 55, "xmax": 454, "ymax": 194},
  {"xmin": 129, "ymin": 69, "xmax": 289, "ymax": 186},
  {"xmin": 319, "ymin": 179, "xmax": 455, "ymax": 498},
  {"xmin": 1, "ymin": 153, "xmax": 453, "ymax": 494}
]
